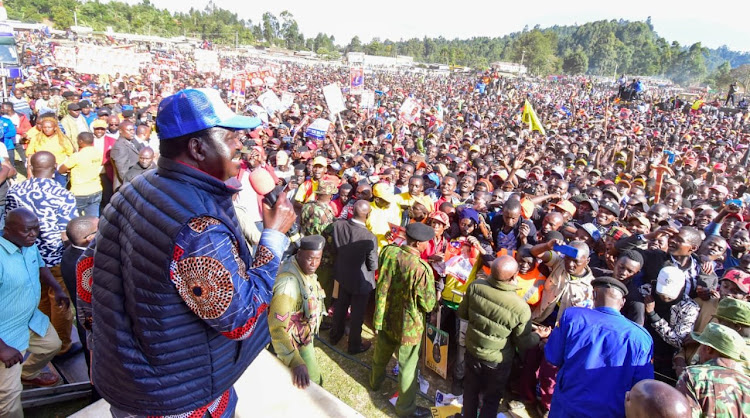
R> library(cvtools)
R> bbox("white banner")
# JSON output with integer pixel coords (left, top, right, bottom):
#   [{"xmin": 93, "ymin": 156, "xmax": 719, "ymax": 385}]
[
  {"xmin": 75, "ymin": 45, "xmax": 149, "ymax": 75},
  {"xmin": 54, "ymin": 46, "xmax": 76, "ymax": 69},
  {"xmin": 280, "ymin": 92, "xmax": 295, "ymax": 112},
  {"xmin": 323, "ymin": 83, "xmax": 346, "ymax": 115},
  {"xmin": 257, "ymin": 90, "xmax": 282, "ymax": 115},
  {"xmin": 194, "ymin": 49, "xmax": 220, "ymax": 74},
  {"xmin": 360, "ymin": 90, "xmax": 375, "ymax": 110}
]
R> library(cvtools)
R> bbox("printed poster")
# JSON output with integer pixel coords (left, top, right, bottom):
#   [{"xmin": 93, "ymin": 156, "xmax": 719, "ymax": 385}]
[
  {"xmin": 350, "ymin": 67, "xmax": 364, "ymax": 95},
  {"xmin": 323, "ymin": 83, "xmax": 346, "ymax": 115},
  {"xmin": 398, "ymin": 97, "xmax": 422, "ymax": 124},
  {"xmin": 258, "ymin": 90, "xmax": 282, "ymax": 115},
  {"xmin": 424, "ymin": 323, "xmax": 448, "ymax": 379},
  {"xmin": 360, "ymin": 90, "xmax": 375, "ymax": 110}
]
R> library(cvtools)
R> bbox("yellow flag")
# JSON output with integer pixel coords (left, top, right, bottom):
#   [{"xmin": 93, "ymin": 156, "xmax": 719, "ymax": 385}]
[
  {"xmin": 691, "ymin": 99, "xmax": 704, "ymax": 110},
  {"xmin": 522, "ymin": 100, "xmax": 546, "ymax": 135}
]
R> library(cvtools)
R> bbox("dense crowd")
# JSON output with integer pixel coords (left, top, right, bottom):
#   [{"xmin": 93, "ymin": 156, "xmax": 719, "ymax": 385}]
[{"xmin": 1, "ymin": 27, "xmax": 750, "ymax": 418}]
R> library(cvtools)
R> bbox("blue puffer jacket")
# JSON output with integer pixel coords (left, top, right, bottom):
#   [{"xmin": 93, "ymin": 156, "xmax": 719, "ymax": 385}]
[{"xmin": 91, "ymin": 158, "xmax": 277, "ymax": 415}]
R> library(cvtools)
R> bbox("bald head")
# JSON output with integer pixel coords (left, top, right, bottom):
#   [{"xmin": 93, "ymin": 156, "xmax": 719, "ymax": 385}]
[
  {"xmin": 66, "ymin": 216, "xmax": 99, "ymax": 247},
  {"xmin": 625, "ymin": 379, "xmax": 692, "ymax": 418},
  {"xmin": 490, "ymin": 255, "xmax": 519, "ymax": 282},
  {"xmin": 4, "ymin": 208, "xmax": 40, "ymax": 248},
  {"xmin": 352, "ymin": 199, "xmax": 371, "ymax": 221},
  {"xmin": 30, "ymin": 151, "xmax": 56, "ymax": 178}
]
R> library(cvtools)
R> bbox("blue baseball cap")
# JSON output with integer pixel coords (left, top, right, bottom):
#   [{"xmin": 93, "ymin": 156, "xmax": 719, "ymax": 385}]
[{"xmin": 156, "ymin": 88, "xmax": 261, "ymax": 140}]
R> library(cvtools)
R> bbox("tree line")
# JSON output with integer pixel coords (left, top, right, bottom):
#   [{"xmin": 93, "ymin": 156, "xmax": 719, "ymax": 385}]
[{"xmin": 7, "ymin": 0, "xmax": 750, "ymax": 88}]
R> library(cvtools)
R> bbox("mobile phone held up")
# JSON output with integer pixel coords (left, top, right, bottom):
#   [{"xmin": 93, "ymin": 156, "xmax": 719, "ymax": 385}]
[{"xmin": 553, "ymin": 244, "xmax": 580, "ymax": 259}]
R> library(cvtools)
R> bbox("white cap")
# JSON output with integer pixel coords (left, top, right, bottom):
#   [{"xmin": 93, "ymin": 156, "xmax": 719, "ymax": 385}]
[
  {"xmin": 275, "ymin": 150, "xmax": 289, "ymax": 166},
  {"xmin": 656, "ymin": 266, "xmax": 686, "ymax": 300}
]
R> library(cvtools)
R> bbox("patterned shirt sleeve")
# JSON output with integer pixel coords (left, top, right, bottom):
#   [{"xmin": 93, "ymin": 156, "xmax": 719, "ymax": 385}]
[
  {"xmin": 650, "ymin": 300, "xmax": 699, "ymax": 348},
  {"xmin": 170, "ymin": 216, "xmax": 289, "ymax": 341}
]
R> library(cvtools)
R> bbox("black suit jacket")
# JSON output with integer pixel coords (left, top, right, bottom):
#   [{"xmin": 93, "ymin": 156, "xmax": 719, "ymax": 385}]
[{"xmin": 332, "ymin": 219, "xmax": 378, "ymax": 295}]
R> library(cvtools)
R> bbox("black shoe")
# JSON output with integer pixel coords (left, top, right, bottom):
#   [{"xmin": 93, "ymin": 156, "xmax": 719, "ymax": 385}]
[
  {"xmin": 328, "ymin": 331, "xmax": 342, "ymax": 345},
  {"xmin": 348, "ymin": 340, "xmax": 372, "ymax": 355},
  {"xmin": 451, "ymin": 378, "xmax": 463, "ymax": 396},
  {"xmin": 411, "ymin": 406, "xmax": 431, "ymax": 417}
]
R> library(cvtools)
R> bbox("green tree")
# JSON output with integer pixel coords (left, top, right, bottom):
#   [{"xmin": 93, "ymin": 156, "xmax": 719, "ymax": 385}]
[{"xmin": 562, "ymin": 49, "xmax": 588, "ymax": 74}]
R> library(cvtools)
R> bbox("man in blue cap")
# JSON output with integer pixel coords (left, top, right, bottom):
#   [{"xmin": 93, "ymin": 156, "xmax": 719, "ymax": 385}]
[{"xmin": 88, "ymin": 88, "xmax": 296, "ymax": 417}]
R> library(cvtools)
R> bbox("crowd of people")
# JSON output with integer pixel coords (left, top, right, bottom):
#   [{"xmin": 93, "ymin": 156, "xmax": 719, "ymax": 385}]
[{"xmin": 0, "ymin": 27, "xmax": 749, "ymax": 418}]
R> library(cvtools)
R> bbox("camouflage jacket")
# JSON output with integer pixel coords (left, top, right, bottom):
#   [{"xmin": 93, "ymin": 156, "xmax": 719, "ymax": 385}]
[
  {"xmin": 300, "ymin": 200, "xmax": 335, "ymax": 237},
  {"xmin": 267, "ymin": 257, "xmax": 325, "ymax": 369},
  {"xmin": 677, "ymin": 357, "xmax": 750, "ymax": 418},
  {"xmin": 374, "ymin": 244, "xmax": 436, "ymax": 346}
]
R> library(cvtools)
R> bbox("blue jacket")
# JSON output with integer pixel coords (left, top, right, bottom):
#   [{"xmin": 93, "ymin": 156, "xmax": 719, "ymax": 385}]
[
  {"xmin": 546, "ymin": 306, "xmax": 654, "ymax": 418},
  {"xmin": 1, "ymin": 116, "xmax": 16, "ymax": 151},
  {"xmin": 91, "ymin": 157, "xmax": 288, "ymax": 415}
]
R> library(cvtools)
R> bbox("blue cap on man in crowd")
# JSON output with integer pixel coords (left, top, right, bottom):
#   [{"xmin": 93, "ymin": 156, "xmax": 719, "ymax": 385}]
[{"xmin": 156, "ymin": 88, "xmax": 261, "ymax": 140}]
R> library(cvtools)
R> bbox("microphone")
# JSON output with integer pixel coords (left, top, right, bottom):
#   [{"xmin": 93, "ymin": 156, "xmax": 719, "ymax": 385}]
[{"xmin": 248, "ymin": 168, "xmax": 283, "ymax": 207}]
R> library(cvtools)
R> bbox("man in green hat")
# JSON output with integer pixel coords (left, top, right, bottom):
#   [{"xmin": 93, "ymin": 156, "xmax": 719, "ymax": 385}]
[
  {"xmin": 676, "ymin": 322, "xmax": 750, "ymax": 417},
  {"xmin": 713, "ymin": 297, "xmax": 750, "ymax": 375},
  {"xmin": 370, "ymin": 222, "xmax": 436, "ymax": 417},
  {"xmin": 268, "ymin": 235, "xmax": 326, "ymax": 388}
]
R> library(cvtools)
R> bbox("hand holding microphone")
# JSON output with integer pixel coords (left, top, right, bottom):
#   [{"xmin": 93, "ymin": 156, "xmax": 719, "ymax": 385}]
[{"xmin": 249, "ymin": 168, "xmax": 296, "ymax": 234}]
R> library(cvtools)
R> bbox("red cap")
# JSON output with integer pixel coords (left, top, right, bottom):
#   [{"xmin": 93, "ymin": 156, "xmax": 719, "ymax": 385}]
[{"xmin": 721, "ymin": 269, "xmax": 750, "ymax": 294}]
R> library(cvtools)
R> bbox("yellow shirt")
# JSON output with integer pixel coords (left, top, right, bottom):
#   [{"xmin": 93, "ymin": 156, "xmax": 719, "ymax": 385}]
[
  {"xmin": 62, "ymin": 146, "xmax": 103, "ymax": 196},
  {"xmin": 367, "ymin": 201, "xmax": 402, "ymax": 253},
  {"xmin": 27, "ymin": 132, "xmax": 74, "ymax": 165}
]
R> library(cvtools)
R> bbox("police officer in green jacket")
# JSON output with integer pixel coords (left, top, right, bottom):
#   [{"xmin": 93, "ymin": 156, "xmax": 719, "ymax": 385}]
[{"xmin": 370, "ymin": 222, "xmax": 436, "ymax": 417}]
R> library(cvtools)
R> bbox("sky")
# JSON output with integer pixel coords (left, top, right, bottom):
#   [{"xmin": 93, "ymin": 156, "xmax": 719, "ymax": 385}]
[{"xmin": 142, "ymin": 0, "xmax": 750, "ymax": 51}]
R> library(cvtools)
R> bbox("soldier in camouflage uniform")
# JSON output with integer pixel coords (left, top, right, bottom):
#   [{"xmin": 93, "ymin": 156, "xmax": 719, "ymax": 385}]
[
  {"xmin": 370, "ymin": 222, "xmax": 436, "ymax": 418},
  {"xmin": 268, "ymin": 235, "xmax": 326, "ymax": 388},
  {"xmin": 299, "ymin": 180, "xmax": 336, "ymax": 309},
  {"xmin": 299, "ymin": 180, "xmax": 336, "ymax": 237},
  {"xmin": 676, "ymin": 322, "xmax": 750, "ymax": 417},
  {"xmin": 713, "ymin": 297, "xmax": 750, "ymax": 376}
]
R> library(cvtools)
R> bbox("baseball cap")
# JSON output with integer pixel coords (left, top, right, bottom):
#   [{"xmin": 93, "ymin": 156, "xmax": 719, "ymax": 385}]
[
  {"xmin": 156, "ymin": 88, "xmax": 261, "ymax": 140},
  {"xmin": 714, "ymin": 298, "xmax": 750, "ymax": 326},
  {"xmin": 91, "ymin": 119, "xmax": 107, "ymax": 129},
  {"xmin": 428, "ymin": 211, "xmax": 450, "ymax": 226},
  {"xmin": 709, "ymin": 184, "xmax": 729, "ymax": 195},
  {"xmin": 552, "ymin": 200, "xmax": 576, "ymax": 216},
  {"xmin": 691, "ymin": 322, "xmax": 745, "ymax": 361},
  {"xmin": 372, "ymin": 183, "xmax": 395, "ymax": 203},
  {"xmin": 628, "ymin": 215, "xmax": 651, "ymax": 230},
  {"xmin": 574, "ymin": 222, "xmax": 602, "ymax": 242},
  {"xmin": 720, "ymin": 269, "xmax": 750, "ymax": 294},
  {"xmin": 312, "ymin": 156, "xmax": 328, "ymax": 167},
  {"xmin": 655, "ymin": 266, "xmax": 686, "ymax": 299},
  {"xmin": 599, "ymin": 200, "xmax": 621, "ymax": 217},
  {"xmin": 275, "ymin": 150, "xmax": 289, "ymax": 166}
]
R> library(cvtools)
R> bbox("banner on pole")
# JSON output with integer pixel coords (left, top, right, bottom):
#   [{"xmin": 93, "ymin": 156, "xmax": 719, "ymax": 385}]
[
  {"xmin": 360, "ymin": 90, "xmax": 375, "ymax": 110},
  {"xmin": 323, "ymin": 83, "xmax": 346, "ymax": 115},
  {"xmin": 350, "ymin": 67, "xmax": 364, "ymax": 95}
]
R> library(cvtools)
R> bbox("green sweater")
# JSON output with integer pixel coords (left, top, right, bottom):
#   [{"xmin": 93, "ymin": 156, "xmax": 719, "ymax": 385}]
[{"xmin": 458, "ymin": 278, "xmax": 539, "ymax": 364}]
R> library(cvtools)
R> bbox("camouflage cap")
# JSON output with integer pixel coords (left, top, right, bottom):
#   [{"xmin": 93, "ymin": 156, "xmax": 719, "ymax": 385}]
[
  {"xmin": 715, "ymin": 298, "xmax": 750, "ymax": 327},
  {"xmin": 691, "ymin": 322, "xmax": 746, "ymax": 361},
  {"xmin": 315, "ymin": 181, "xmax": 337, "ymax": 196}
]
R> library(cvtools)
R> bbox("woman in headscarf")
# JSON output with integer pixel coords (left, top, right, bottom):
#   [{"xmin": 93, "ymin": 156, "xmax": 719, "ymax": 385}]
[{"xmin": 26, "ymin": 114, "xmax": 75, "ymax": 177}]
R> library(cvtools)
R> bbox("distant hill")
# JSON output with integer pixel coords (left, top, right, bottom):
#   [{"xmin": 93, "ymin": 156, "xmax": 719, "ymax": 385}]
[{"xmin": 6, "ymin": 0, "xmax": 746, "ymax": 85}]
